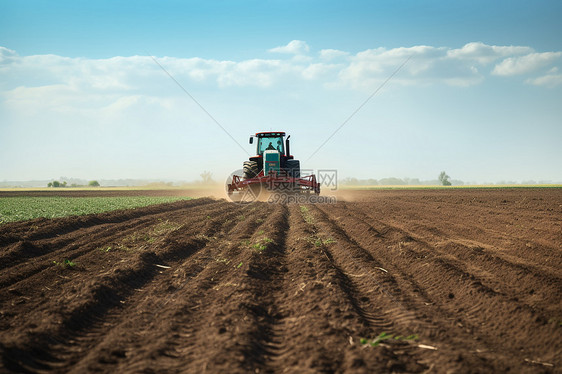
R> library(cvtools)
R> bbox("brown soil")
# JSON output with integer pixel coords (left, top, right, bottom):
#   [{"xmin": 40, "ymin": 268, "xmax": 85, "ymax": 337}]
[{"xmin": 0, "ymin": 188, "xmax": 560, "ymax": 373}]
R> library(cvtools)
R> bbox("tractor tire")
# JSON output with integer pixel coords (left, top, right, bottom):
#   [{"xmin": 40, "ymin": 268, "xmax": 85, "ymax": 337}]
[
  {"xmin": 285, "ymin": 159, "xmax": 300, "ymax": 179},
  {"xmin": 243, "ymin": 161, "xmax": 258, "ymax": 179}
]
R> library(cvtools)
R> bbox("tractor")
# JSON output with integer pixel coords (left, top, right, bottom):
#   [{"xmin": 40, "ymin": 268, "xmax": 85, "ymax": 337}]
[{"xmin": 227, "ymin": 132, "xmax": 320, "ymax": 199}]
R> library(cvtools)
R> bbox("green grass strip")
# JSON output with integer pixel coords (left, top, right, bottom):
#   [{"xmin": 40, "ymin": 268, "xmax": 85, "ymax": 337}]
[{"xmin": 0, "ymin": 196, "xmax": 192, "ymax": 223}]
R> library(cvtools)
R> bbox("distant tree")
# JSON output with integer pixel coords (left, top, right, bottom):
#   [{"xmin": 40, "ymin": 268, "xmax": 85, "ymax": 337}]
[
  {"xmin": 88, "ymin": 180, "xmax": 100, "ymax": 187},
  {"xmin": 62, "ymin": 181, "xmax": 67, "ymax": 187},
  {"xmin": 438, "ymin": 171, "xmax": 452, "ymax": 186},
  {"xmin": 200, "ymin": 171, "xmax": 214, "ymax": 184},
  {"xmin": 47, "ymin": 182, "xmax": 53, "ymax": 187},
  {"xmin": 52, "ymin": 181, "xmax": 60, "ymax": 187}
]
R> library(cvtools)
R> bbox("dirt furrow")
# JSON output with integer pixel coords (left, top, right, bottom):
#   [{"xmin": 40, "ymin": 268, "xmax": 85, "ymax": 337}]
[
  {"xmin": 356, "ymin": 191, "xmax": 562, "ymax": 268},
  {"xmin": 72, "ymin": 203, "xmax": 278, "ymax": 373},
  {"xmin": 0, "ymin": 199, "xmax": 223, "ymax": 271},
  {"xmin": 0, "ymin": 197, "xmax": 216, "ymax": 246},
  {"xmin": 0, "ymin": 202, "xmax": 244, "ymax": 372},
  {"xmin": 0, "ymin": 200, "xmax": 232, "ymax": 310},
  {"xmin": 355, "ymin": 205, "xmax": 562, "ymax": 322},
  {"xmin": 317, "ymin": 202, "xmax": 561, "ymax": 371}
]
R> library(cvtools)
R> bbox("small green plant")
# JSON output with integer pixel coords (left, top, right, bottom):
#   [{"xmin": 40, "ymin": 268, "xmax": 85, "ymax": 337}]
[
  {"xmin": 360, "ymin": 333, "xmax": 418, "ymax": 347},
  {"xmin": 53, "ymin": 259, "xmax": 77, "ymax": 269},
  {"xmin": 99, "ymin": 245, "xmax": 112, "ymax": 252},
  {"xmin": 256, "ymin": 218, "xmax": 264, "ymax": 224},
  {"xmin": 307, "ymin": 236, "xmax": 336, "ymax": 247},
  {"xmin": 215, "ymin": 257, "xmax": 231, "ymax": 265},
  {"xmin": 236, "ymin": 262, "xmax": 243, "ymax": 269},
  {"xmin": 257, "ymin": 230, "xmax": 265, "ymax": 235},
  {"xmin": 300, "ymin": 205, "xmax": 314, "ymax": 224},
  {"xmin": 252, "ymin": 237, "xmax": 274, "ymax": 252},
  {"xmin": 252, "ymin": 243, "xmax": 267, "ymax": 251}
]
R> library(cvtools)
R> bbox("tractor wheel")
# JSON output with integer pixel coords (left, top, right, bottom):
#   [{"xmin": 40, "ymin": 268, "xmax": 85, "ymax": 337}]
[
  {"xmin": 285, "ymin": 159, "xmax": 300, "ymax": 179},
  {"xmin": 243, "ymin": 161, "xmax": 258, "ymax": 179}
]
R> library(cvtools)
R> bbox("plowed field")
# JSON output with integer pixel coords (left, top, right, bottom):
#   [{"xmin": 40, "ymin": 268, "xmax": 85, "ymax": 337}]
[{"xmin": 1, "ymin": 188, "xmax": 560, "ymax": 373}]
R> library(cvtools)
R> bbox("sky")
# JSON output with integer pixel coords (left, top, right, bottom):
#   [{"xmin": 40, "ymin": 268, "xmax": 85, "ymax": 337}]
[{"xmin": 1, "ymin": 0, "xmax": 561, "ymax": 184}]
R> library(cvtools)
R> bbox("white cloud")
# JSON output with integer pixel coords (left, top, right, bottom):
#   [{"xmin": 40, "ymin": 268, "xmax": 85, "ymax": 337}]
[
  {"xmin": 302, "ymin": 63, "xmax": 341, "ymax": 80},
  {"xmin": 0, "ymin": 46, "xmax": 18, "ymax": 64},
  {"xmin": 492, "ymin": 52, "xmax": 562, "ymax": 76},
  {"xmin": 319, "ymin": 49, "xmax": 349, "ymax": 60},
  {"xmin": 339, "ymin": 45, "xmax": 484, "ymax": 89},
  {"xmin": 1, "ymin": 41, "xmax": 560, "ymax": 109},
  {"xmin": 526, "ymin": 74, "xmax": 562, "ymax": 87},
  {"xmin": 447, "ymin": 42, "xmax": 532, "ymax": 64},
  {"xmin": 269, "ymin": 40, "xmax": 310, "ymax": 55}
]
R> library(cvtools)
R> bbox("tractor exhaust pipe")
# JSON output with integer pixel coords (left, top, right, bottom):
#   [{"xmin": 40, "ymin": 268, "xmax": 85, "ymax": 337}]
[{"xmin": 286, "ymin": 135, "xmax": 291, "ymax": 157}]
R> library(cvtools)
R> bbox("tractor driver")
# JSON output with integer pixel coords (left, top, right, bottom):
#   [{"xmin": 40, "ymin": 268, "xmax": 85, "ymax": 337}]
[{"xmin": 266, "ymin": 142, "xmax": 276, "ymax": 150}]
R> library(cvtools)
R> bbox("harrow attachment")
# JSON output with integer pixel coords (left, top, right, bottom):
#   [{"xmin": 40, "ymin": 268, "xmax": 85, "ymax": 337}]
[{"xmin": 227, "ymin": 170, "xmax": 320, "ymax": 196}]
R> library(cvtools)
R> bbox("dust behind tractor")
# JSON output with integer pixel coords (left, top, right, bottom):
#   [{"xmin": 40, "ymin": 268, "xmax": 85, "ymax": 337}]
[{"xmin": 227, "ymin": 132, "xmax": 320, "ymax": 199}]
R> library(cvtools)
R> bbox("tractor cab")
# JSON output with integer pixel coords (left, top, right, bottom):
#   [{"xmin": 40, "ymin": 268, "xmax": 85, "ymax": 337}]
[
  {"xmin": 248, "ymin": 132, "xmax": 292, "ymax": 174},
  {"xmin": 250, "ymin": 132, "xmax": 287, "ymax": 157}
]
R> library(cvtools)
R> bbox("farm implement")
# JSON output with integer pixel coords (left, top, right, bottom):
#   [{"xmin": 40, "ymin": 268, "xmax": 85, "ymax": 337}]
[{"xmin": 227, "ymin": 132, "xmax": 320, "ymax": 200}]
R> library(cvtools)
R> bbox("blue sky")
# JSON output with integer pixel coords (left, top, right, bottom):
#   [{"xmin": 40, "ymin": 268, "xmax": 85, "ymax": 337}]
[{"xmin": 1, "ymin": 0, "xmax": 561, "ymax": 184}]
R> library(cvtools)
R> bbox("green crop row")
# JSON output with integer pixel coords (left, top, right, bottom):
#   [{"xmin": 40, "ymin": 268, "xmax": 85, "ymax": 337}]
[{"xmin": 0, "ymin": 196, "xmax": 192, "ymax": 223}]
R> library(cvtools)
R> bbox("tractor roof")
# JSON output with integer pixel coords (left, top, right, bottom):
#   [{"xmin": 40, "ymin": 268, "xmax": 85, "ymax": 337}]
[{"xmin": 255, "ymin": 131, "xmax": 285, "ymax": 138}]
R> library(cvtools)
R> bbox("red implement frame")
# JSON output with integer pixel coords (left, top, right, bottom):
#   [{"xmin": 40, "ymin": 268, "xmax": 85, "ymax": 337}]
[{"xmin": 228, "ymin": 170, "xmax": 320, "ymax": 194}]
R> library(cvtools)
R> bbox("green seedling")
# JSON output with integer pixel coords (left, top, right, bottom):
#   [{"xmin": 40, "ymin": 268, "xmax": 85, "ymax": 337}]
[
  {"xmin": 236, "ymin": 262, "xmax": 243, "ymax": 268},
  {"xmin": 307, "ymin": 236, "xmax": 336, "ymax": 247},
  {"xmin": 252, "ymin": 243, "xmax": 267, "ymax": 251},
  {"xmin": 53, "ymin": 259, "xmax": 77, "ymax": 269},
  {"xmin": 252, "ymin": 237, "xmax": 274, "ymax": 252},
  {"xmin": 99, "ymin": 246, "xmax": 112, "ymax": 252},
  {"xmin": 215, "ymin": 257, "xmax": 231, "ymax": 265},
  {"xmin": 360, "ymin": 333, "xmax": 418, "ymax": 347}
]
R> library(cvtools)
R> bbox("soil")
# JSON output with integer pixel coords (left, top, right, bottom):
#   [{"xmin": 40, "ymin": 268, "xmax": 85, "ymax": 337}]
[{"xmin": 0, "ymin": 188, "xmax": 560, "ymax": 373}]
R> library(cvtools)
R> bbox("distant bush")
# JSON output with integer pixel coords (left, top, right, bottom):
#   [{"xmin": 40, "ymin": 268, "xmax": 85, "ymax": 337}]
[
  {"xmin": 438, "ymin": 171, "xmax": 452, "ymax": 186},
  {"xmin": 48, "ymin": 181, "xmax": 67, "ymax": 188},
  {"xmin": 88, "ymin": 180, "xmax": 100, "ymax": 187}
]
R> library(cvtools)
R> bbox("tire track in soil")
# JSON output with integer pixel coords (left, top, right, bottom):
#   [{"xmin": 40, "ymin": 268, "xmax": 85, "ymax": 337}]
[
  {"xmin": 315, "ymin": 202, "xmax": 561, "ymax": 371},
  {"xmin": 0, "ymin": 197, "xmax": 216, "ymax": 246},
  {"xmin": 378, "ymin": 211, "xmax": 561, "ymax": 279},
  {"xmin": 0, "ymin": 200, "xmax": 227, "ymax": 291},
  {"xmin": 256, "ymin": 205, "xmax": 426, "ymax": 374},
  {"xmin": 351, "ymin": 204, "xmax": 562, "ymax": 321},
  {"xmin": 0, "ymin": 200, "xmax": 224, "ymax": 289},
  {"xmin": 0, "ymin": 198, "xmax": 220, "ymax": 270},
  {"xmin": 178, "ymin": 204, "xmax": 292, "ymax": 374},
  {"xmin": 0, "ymin": 200, "xmax": 246, "ymax": 373},
  {"xmin": 365, "ymin": 195, "xmax": 561, "ymax": 270},
  {"xmin": 70, "ymin": 203, "xmax": 279, "ymax": 373},
  {"xmin": 355, "ymin": 205, "xmax": 562, "ymax": 325},
  {"xmin": 311, "ymin": 203, "xmax": 506, "ymax": 371}
]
